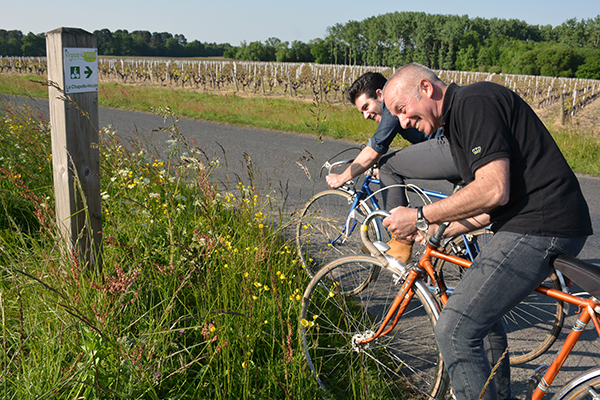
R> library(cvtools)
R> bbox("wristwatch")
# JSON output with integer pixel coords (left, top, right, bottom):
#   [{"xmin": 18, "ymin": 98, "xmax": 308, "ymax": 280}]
[{"xmin": 416, "ymin": 206, "xmax": 429, "ymax": 231}]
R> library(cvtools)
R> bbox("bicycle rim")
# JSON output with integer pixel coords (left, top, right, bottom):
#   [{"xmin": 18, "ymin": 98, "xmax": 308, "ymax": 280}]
[
  {"xmin": 435, "ymin": 230, "xmax": 564, "ymax": 365},
  {"xmin": 300, "ymin": 255, "xmax": 449, "ymax": 399},
  {"xmin": 296, "ymin": 190, "xmax": 380, "ymax": 278},
  {"xmin": 551, "ymin": 367, "xmax": 600, "ymax": 400}
]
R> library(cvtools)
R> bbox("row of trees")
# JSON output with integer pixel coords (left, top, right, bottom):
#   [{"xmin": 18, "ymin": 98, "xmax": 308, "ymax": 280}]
[
  {"xmin": 93, "ymin": 29, "xmax": 232, "ymax": 57},
  {"xmin": 2, "ymin": 13, "xmax": 600, "ymax": 78},
  {"xmin": 0, "ymin": 30, "xmax": 45, "ymax": 56},
  {"xmin": 228, "ymin": 13, "xmax": 600, "ymax": 79},
  {"xmin": 0, "ymin": 29, "xmax": 232, "ymax": 58},
  {"xmin": 319, "ymin": 13, "xmax": 600, "ymax": 78}
]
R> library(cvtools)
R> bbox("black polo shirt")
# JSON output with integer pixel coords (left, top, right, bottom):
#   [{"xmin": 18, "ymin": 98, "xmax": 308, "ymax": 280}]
[{"xmin": 441, "ymin": 82, "xmax": 592, "ymax": 237}]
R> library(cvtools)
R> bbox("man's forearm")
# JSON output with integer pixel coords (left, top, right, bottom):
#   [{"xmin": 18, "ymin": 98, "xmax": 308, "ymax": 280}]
[
  {"xmin": 422, "ymin": 157, "xmax": 510, "ymax": 225},
  {"xmin": 341, "ymin": 147, "xmax": 382, "ymax": 181}
]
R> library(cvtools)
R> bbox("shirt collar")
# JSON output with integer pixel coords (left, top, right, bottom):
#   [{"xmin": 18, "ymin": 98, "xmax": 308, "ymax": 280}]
[{"xmin": 440, "ymin": 83, "xmax": 459, "ymax": 129}]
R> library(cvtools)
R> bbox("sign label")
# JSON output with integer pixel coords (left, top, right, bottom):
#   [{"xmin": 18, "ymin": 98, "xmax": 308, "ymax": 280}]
[{"xmin": 63, "ymin": 47, "xmax": 98, "ymax": 94}]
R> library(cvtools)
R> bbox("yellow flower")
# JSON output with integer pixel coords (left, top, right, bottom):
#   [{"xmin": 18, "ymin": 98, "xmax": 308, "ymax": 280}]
[{"xmin": 300, "ymin": 318, "xmax": 315, "ymax": 328}]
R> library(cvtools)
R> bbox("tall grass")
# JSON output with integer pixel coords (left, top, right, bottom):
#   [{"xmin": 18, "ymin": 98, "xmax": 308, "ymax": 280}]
[{"xmin": 0, "ymin": 100, "xmax": 324, "ymax": 399}]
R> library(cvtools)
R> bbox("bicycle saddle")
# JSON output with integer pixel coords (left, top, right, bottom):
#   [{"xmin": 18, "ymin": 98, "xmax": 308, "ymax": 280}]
[{"xmin": 552, "ymin": 254, "xmax": 600, "ymax": 298}]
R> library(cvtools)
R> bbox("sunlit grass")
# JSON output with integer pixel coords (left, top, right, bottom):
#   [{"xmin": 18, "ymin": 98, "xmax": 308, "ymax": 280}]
[{"xmin": 0, "ymin": 101, "xmax": 328, "ymax": 399}]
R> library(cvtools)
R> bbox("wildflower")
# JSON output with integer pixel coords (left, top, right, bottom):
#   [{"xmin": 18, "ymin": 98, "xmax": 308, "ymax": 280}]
[{"xmin": 300, "ymin": 318, "xmax": 315, "ymax": 328}]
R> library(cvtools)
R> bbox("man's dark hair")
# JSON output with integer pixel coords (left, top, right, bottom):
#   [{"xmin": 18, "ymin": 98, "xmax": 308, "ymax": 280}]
[{"xmin": 346, "ymin": 72, "xmax": 387, "ymax": 105}]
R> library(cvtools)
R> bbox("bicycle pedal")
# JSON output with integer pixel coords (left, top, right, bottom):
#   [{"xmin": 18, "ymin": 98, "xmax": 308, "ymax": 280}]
[{"xmin": 526, "ymin": 364, "xmax": 549, "ymax": 399}]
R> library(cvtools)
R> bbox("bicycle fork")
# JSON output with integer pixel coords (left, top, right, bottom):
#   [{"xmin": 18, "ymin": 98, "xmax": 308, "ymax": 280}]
[{"xmin": 355, "ymin": 267, "xmax": 422, "ymax": 347}]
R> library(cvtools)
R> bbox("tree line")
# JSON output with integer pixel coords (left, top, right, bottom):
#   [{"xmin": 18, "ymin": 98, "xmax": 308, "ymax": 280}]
[
  {"xmin": 0, "ymin": 29, "xmax": 232, "ymax": 59},
  {"xmin": 1, "ymin": 12, "xmax": 600, "ymax": 79}
]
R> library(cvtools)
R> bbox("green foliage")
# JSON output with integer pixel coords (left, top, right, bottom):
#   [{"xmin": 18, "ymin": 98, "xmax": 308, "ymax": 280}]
[
  {"xmin": 93, "ymin": 29, "xmax": 232, "ymax": 58},
  {"xmin": 4, "ymin": 14, "xmax": 600, "ymax": 79},
  {"xmin": 0, "ymin": 102, "xmax": 323, "ymax": 399},
  {"xmin": 576, "ymin": 49, "xmax": 600, "ymax": 79},
  {"xmin": 0, "ymin": 30, "xmax": 46, "ymax": 56}
]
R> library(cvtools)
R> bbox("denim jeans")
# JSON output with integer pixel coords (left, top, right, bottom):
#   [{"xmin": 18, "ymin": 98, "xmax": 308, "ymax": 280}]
[
  {"xmin": 434, "ymin": 231, "xmax": 588, "ymax": 400},
  {"xmin": 378, "ymin": 136, "xmax": 461, "ymax": 209}
]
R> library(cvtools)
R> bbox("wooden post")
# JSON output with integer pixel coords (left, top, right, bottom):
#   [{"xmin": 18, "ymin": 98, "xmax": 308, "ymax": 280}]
[
  {"xmin": 46, "ymin": 27, "xmax": 102, "ymax": 272},
  {"xmin": 560, "ymin": 92, "xmax": 565, "ymax": 125}
]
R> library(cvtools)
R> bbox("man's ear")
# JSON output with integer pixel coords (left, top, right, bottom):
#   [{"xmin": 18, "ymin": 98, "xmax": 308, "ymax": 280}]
[
  {"xmin": 375, "ymin": 88, "xmax": 384, "ymax": 101},
  {"xmin": 419, "ymin": 79, "xmax": 434, "ymax": 98}
]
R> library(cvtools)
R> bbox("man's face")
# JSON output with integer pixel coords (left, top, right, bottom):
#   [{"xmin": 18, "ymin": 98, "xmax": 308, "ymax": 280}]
[
  {"xmin": 354, "ymin": 89, "xmax": 383, "ymax": 123},
  {"xmin": 384, "ymin": 80, "xmax": 439, "ymax": 135}
]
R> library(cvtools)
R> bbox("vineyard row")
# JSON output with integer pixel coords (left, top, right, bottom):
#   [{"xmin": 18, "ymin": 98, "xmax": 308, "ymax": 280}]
[{"xmin": 2, "ymin": 56, "xmax": 600, "ymax": 118}]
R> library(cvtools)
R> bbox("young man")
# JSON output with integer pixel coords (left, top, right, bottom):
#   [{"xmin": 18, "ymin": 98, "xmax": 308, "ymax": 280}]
[
  {"xmin": 326, "ymin": 72, "xmax": 461, "ymax": 263},
  {"xmin": 382, "ymin": 63, "xmax": 592, "ymax": 400}
]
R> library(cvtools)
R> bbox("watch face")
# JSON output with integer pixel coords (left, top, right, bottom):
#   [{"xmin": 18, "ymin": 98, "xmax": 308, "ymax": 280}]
[{"xmin": 416, "ymin": 219, "xmax": 428, "ymax": 231}]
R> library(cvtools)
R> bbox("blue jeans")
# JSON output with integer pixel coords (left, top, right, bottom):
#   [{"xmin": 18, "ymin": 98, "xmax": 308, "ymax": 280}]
[{"xmin": 435, "ymin": 232, "xmax": 587, "ymax": 400}]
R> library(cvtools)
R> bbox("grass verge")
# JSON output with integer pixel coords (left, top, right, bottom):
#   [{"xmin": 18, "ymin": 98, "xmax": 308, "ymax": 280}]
[{"xmin": 0, "ymin": 102, "xmax": 328, "ymax": 399}]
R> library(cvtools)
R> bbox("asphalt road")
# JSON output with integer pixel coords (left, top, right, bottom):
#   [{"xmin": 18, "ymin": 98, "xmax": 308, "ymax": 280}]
[{"xmin": 5, "ymin": 94, "xmax": 600, "ymax": 398}]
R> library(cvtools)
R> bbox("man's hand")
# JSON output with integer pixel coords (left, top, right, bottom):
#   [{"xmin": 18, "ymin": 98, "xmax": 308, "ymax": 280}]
[
  {"xmin": 382, "ymin": 206, "xmax": 419, "ymax": 238},
  {"xmin": 325, "ymin": 173, "xmax": 348, "ymax": 189}
]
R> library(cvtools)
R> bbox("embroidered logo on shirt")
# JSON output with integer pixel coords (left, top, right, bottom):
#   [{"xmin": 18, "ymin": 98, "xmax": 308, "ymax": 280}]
[{"xmin": 472, "ymin": 146, "xmax": 482, "ymax": 155}]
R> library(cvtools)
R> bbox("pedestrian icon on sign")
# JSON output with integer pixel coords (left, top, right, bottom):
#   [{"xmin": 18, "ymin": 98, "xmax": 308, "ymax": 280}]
[{"xmin": 70, "ymin": 66, "xmax": 80, "ymax": 79}]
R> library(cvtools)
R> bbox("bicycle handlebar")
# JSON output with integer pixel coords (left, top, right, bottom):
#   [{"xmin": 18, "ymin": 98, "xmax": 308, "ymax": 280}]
[
  {"xmin": 319, "ymin": 158, "xmax": 354, "ymax": 178},
  {"xmin": 360, "ymin": 209, "xmax": 450, "ymax": 263},
  {"xmin": 360, "ymin": 210, "xmax": 392, "ymax": 266},
  {"xmin": 320, "ymin": 158, "xmax": 377, "ymax": 183}
]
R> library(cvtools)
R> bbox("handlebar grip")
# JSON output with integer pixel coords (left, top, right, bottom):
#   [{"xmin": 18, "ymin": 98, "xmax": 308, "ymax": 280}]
[{"xmin": 429, "ymin": 222, "xmax": 449, "ymax": 247}]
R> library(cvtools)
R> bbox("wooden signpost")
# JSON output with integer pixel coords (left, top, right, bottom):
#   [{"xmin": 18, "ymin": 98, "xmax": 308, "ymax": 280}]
[{"xmin": 46, "ymin": 28, "xmax": 102, "ymax": 271}]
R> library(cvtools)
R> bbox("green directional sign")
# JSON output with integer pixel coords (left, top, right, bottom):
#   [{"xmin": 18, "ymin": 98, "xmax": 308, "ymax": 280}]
[{"xmin": 63, "ymin": 47, "xmax": 98, "ymax": 94}]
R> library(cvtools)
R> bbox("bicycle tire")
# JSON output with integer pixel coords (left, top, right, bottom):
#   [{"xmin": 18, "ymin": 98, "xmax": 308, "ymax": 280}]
[
  {"xmin": 551, "ymin": 367, "xmax": 600, "ymax": 400},
  {"xmin": 434, "ymin": 229, "xmax": 565, "ymax": 365},
  {"xmin": 300, "ymin": 255, "xmax": 449, "ymax": 399},
  {"xmin": 296, "ymin": 189, "xmax": 382, "ymax": 278}
]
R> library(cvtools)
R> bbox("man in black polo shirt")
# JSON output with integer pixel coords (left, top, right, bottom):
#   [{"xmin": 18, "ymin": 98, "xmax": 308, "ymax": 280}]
[
  {"xmin": 382, "ymin": 63, "xmax": 592, "ymax": 400},
  {"xmin": 326, "ymin": 72, "xmax": 461, "ymax": 263}
]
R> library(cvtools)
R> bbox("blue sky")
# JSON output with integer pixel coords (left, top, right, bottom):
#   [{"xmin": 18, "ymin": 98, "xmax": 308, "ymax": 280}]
[{"xmin": 2, "ymin": 0, "xmax": 599, "ymax": 45}]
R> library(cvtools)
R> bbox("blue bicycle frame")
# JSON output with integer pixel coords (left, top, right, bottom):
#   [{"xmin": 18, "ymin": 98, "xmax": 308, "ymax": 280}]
[{"xmin": 334, "ymin": 173, "xmax": 488, "ymax": 263}]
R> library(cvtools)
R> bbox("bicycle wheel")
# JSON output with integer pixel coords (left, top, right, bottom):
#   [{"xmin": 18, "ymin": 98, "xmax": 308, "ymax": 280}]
[
  {"xmin": 300, "ymin": 255, "xmax": 449, "ymax": 399},
  {"xmin": 435, "ymin": 229, "xmax": 565, "ymax": 365},
  {"xmin": 296, "ymin": 190, "xmax": 383, "ymax": 278},
  {"xmin": 552, "ymin": 367, "xmax": 600, "ymax": 400}
]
